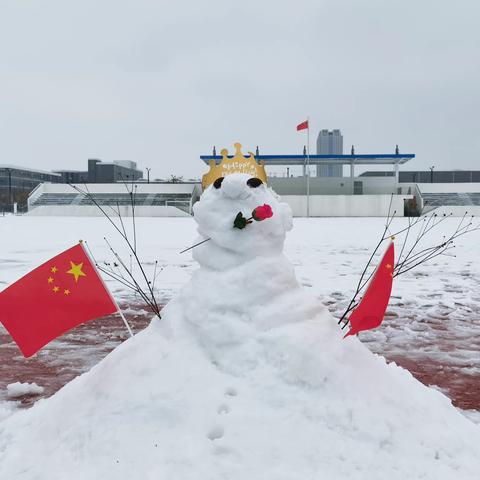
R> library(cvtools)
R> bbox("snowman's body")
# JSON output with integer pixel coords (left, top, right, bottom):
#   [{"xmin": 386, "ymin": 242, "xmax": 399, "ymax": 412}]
[
  {"xmin": 1, "ymin": 173, "xmax": 480, "ymax": 480},
  {"xmin": 170, "ymin": 173, "xmax": 331, "ymax": 373}
]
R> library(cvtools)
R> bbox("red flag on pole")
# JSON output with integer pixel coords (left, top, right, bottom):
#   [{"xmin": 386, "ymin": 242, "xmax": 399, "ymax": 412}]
[
  {"xmin": 296, "ymin": 120, "xmax": 309, "ymax": 131},
  {"xmin": 0, "ymin": 243, "xmax": 117, "ymax": 357},
  {"xmin": 344, "ymin": 242, "xmax": 395, "ymax": 338}
]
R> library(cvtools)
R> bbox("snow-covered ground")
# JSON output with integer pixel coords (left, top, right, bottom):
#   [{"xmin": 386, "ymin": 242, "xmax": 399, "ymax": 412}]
[
  {"xmin": 0, "ymin": 198, "xmax": 479, "ymax": 478},
  {"xmin": 1, "ymin": 214, "xmax": 479, "ymax": 412}
]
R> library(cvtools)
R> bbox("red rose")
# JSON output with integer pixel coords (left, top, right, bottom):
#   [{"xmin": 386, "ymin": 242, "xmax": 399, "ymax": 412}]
[{"xmin": 252, "ymin": 204, "xmax": 273, "ymax": 221}]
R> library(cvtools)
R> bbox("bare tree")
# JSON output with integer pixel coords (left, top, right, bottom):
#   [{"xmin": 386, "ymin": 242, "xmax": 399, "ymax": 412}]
[{"xmin": 167, "ymin": 175, "xmax": 184, "ymax": 184}]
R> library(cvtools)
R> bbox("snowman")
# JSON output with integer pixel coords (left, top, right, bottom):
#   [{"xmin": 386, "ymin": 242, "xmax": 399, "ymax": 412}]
[
  {"xmin": 175, "ymin": 167, "xmax": 331, "ymax": 371},
  {"xmin": 1, "ymin": 144, "xmax": 480, "ymax": 479}
]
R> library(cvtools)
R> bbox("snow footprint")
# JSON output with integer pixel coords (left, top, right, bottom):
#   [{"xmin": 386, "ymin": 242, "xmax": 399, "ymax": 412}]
[
  {"xmin": 207, "ymin": 426, "xmax": 224, "ymax": 441},
  {"xmin": 219, "ymin": 387, "xmax": 237, "ymax": 415},
  {"xmin": 224, "ymin": 387, "xmax": 237, "ymax": 397},
  {"xmin": 207, "ymin": 387, "xmax": 239, "ymax": 441},
  {"xmin": 217, "ymin": 404, "xmax": 230, "ymax": 415}
]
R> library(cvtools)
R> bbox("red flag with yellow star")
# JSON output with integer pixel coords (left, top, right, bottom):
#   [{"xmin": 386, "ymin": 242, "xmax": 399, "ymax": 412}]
[
  {"xmin": 0, "ymin": 243, "xmax": 117, "ymax": 357},
  {"xmin": 344, "ymin": 241, "xmax": 395, "ymax": 338}
]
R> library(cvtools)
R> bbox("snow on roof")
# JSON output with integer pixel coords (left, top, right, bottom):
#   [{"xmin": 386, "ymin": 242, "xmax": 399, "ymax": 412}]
[{"xmin": 0, "ymin": 164, "xmax": 62, "ymax": 177}]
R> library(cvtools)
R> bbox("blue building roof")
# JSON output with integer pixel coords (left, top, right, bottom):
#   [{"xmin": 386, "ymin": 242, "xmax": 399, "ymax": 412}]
[{"xmin": 200, "ymin": 154, "xmax": 415, "ymax": 166}]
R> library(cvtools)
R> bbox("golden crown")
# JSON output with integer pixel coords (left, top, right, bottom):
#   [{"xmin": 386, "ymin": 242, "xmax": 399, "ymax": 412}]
[{"xmin": 202, "ymin": 142, "xmax": 267, "ymax": 189}]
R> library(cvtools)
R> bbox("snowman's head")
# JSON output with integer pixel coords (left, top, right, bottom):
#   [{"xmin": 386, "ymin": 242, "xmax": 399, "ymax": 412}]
[{"xmin": 192, "ymin": 173, "xmax": 293, "ymax": 269}]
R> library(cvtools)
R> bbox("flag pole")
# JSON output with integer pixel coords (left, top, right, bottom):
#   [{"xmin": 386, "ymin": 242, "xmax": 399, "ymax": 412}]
[
  {"xmin": 80, "ymin": 241, "xmax": 134, "ymax": 338},
  {"xmin": 307, "ymin": 116, "xmax": 310, "ymax": 218},
  {"xmin": 115, "ymin": 304, "xmax": 134, "ymax": 338}
]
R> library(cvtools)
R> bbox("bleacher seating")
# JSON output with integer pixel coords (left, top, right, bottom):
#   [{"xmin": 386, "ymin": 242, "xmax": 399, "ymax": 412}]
[
  {"xmin": 30, "ymin": 192, "xmax": 193, "ymax": 213},
  {"xmin": 30, "ymin": 193, "xmax": 79, "ymax": 206},
  {"xmin": 422, "ymin": 193, "xmax": 480, "ymax": 207}
]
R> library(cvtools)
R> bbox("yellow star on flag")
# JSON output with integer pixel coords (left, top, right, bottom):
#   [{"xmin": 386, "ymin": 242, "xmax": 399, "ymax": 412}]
[
  {"xmin": 52, "ymin": 286, "xmax": 60, "ymax": 293},
  {"xmin": 64, "ymin": 289, "xmax": 71, "ymax": 296},
  {"xmin": 51, "ymin": 266, "xmax": 58, "ymax": 273},
  {"xmin": 67, "ymin": 261, "xmax": 86, "ymax": 283},
  {"xmin": 47, "ymin": 277, "xmax": 54, "ymax": 284}
]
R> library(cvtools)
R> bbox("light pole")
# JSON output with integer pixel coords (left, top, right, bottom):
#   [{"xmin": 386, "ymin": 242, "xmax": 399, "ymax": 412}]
[
  {"xmin": 146, "ymin": 167, "xmax": 151, "ymax": 183},
  {"xmin": 6, "ymin": 168, "xmax": 13, "ymax": 212},
  {"xmin": 429, "ymin": 166, "xmax": 435, "ymax": 183}
]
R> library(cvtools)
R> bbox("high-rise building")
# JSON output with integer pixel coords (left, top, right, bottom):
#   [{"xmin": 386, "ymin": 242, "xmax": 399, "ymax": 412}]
[{"xmin": 316, "ymin": 129, "xmax": 343, "ymax": 177}]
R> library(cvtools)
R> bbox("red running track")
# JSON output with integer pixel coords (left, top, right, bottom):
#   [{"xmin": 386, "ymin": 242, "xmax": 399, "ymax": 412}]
[{"xmin": 0, "ymin": 305, "xmax": 478, "ymax": 413}]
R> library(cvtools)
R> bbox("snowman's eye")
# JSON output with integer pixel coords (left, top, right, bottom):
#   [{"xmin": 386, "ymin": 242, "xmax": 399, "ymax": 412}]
[
  {"xmin": 247, "ymin": 178, "xmax": 263, "ymax": 188},
  {"xmin": 213, "ymin": 177, "xmax": 225, "ymax": 189}
]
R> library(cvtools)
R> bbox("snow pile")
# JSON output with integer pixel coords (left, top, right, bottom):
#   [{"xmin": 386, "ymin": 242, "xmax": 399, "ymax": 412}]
[
  {"xmin": 6, "ymin": 382, "xmax": 44, "ymax": 399},
  {"xmin": 0, "ymin": 174, "xmax": 480, "ymax": 479}
]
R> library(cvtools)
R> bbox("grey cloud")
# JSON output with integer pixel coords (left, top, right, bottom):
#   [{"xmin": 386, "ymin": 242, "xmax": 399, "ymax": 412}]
[{"xmin": 0, "ymin": 0, "xmax": 479, "ymax": 178}]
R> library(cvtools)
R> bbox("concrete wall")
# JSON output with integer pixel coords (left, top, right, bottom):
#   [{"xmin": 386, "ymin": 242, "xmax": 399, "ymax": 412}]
[
  {"xmin": 269, "ymin": 177, "xmax": 351, "ymax": 195},
  {"xmin": 26, "ymin": 205, "xmax": 191, "ymax": 217},
  {"xmin": 361, "ymin": 178, "xmax": 414, "ymax": 195},
  {"xmin": 280, "ymin": 194, "xmax": 411, "ymax": 217},
  {"xmin": 268, "ymin": 176, "xmax": 412, "ymax": 196}
]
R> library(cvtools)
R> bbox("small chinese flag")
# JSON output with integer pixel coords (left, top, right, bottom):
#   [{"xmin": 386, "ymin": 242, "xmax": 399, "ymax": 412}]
[
  {"xmin": 344, "ymin": 242, "xmax": 395, "ymax": 338},
  {"xmin": 296, "ymin": 120, "xmax": 309, "ymax": 131},
  {"xmin": 0, "ymin": 243, "xmax": 117, "ymax": 357}
]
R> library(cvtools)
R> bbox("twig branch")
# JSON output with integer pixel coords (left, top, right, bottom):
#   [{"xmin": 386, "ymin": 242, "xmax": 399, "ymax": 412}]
[
  {"xmin": 68, "ymin": 183, "xmax": 162, "ymax": 319},
  {"xmin": 339, "ymin": 205, "xmax": 479, "ymax": 330},
  {"xmin": 180, "ymin": 237, "xmax": 211, "ymax": 254},
  {"xmin": 338, "ymin": 196, "xmax": 396, "ymax": 325}
]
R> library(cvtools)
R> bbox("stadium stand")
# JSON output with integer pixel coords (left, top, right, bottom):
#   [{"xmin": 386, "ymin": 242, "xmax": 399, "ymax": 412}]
[
  {"xmin": 27, "ymin": 183, "xmax": 201, "ymax": 216},
  {"xmin": 422, "ymin": 193, "xmax": 480, "ymax": 207}
]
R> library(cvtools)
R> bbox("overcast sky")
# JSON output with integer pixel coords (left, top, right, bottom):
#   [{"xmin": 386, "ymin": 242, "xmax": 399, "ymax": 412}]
[{"xmin": 1, "ymin": 0, "xmax": 479, "ymax": 179}]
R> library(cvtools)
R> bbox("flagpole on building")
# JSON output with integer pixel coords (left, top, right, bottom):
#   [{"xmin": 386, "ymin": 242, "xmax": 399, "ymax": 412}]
[
  {"xmin": 81, "ymin": 241, "xmax": 134, "ymax": 338},
  {"xmin": 307, "ymin": 116, "xmax": 310, "ymax": 218}
]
